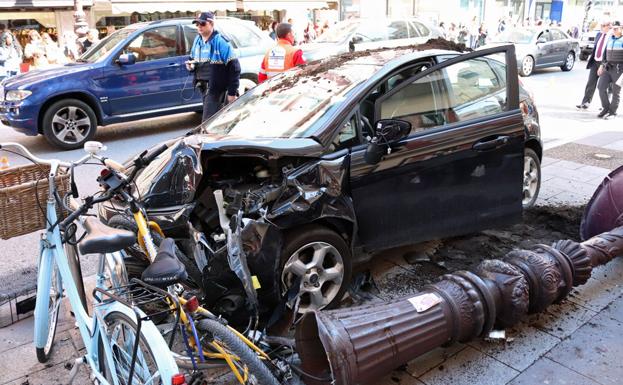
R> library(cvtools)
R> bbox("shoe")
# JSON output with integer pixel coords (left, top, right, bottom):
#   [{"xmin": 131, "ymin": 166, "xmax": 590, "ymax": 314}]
[
  {"xmin": 604, "ymin": 112, "xmax": 617, "ymax": 120},
  {"xmin": 576, "ymin": 103, "xmax": 589, "ymax": 109},
  {"xmin": 597, "ymin": 110, "xmax": 609, "ymax": 118}
]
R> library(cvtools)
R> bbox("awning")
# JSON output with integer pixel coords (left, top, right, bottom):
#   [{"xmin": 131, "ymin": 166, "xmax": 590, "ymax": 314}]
[
  {"xmin": 109, "ymin": 0, "xmax": 236, "ymax": 14},
  {"xmin": 243, "ymin": 1, "xmax": 331, "ymax": 11},
  {"xmin": 0, "ymin": 1, "xmax": 93, "ymax": 8},
  {"xmin": 0, "ymin": 11, "xmax": 56, "ymax": 27}
]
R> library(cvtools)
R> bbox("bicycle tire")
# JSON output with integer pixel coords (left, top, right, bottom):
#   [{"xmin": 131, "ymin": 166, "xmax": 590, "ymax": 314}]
[
  {"xmin": 35, "ymin": 262, "xmax": 62, "ymax": 363},
  {"xmin": 97, "ymin": 310, "xmax": 164, "ymax": 385},
  {"xmin": 196, "ymin": 318, "xmax": 281, "ymax": 385}
]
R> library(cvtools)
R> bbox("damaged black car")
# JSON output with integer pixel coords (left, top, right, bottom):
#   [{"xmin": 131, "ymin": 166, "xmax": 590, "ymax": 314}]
[{"xmin": 99, "ymin": 42, "xmax": 542, "ymax": 326}]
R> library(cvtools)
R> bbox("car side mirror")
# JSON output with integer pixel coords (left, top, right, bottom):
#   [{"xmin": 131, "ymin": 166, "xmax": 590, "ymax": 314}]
[
  {"xmin": 537, "ymin": 37, "xmax": 547, "ymax": 44},
  {"xmin": 349, "ymin": 35, "xmax": 363, "ymax": 52},
  {"xmin": 116, "ymin": 53, "xmax": 136, "ymax": 65},
  {"xmin": 364, "ymin": 119, "xmax": 411, "ymax": 164}
]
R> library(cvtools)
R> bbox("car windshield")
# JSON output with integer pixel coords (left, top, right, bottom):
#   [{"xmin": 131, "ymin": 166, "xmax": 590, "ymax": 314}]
[
  {"xmin": 79, "ymin": 27, "xmax": 139, "ymax": 63},
  {"xmin": 492, "ymin": 29, "xmax": 535, "ymax": 44},
  {"xmin": 315, "ymin": 20, "xmax": 360, "ymax": 43},
  {"xmin": 198, "ymin": 63, "xmax": 379, "ymax": 139}
]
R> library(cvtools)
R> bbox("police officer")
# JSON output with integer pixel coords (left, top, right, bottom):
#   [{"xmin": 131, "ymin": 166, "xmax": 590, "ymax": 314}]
[
  {"xmin": 187, "ymin": 12, "xmax": 241, "ymax": 122},
  {"xmin": 597, "ymin": 21, "xmax": 623, "ymax": 119},
  {"xmin": 258, "ymin": 23, "xmax": 306, "ymax": 83}
]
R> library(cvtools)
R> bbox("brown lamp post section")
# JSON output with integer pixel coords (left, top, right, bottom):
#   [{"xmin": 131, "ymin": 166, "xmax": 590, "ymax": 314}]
[{"xmin": 295, "ymin": 226, "xmax": 623, "ymax": 385}]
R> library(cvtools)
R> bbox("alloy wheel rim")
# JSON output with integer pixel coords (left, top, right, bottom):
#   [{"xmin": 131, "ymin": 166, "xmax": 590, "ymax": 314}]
[
  {"xmin": 523, "ymin": 155, "xmax": 539, "ymax": 205},
  {"xmin": 523, "ymin": 57, "xmax": 533, "ymax": 75},
  {"xmin": 51, "ymin": 106, "xmax": 91, "ymax": 144},
  {"xmin": 281, "ymin": 242, "xmax": 344, "ymax": 313},
  {"xmin": 566, "ymin": 53, "xmax": 574, "ymax": 69}
]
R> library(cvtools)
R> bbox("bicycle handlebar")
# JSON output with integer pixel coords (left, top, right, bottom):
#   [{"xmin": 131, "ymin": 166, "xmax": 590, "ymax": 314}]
[{"xmin": 0, "ymin": 142, "xmax": 72, "ymax": 168}]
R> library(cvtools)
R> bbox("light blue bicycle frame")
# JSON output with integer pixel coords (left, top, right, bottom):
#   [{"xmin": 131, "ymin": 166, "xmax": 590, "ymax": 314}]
[{"xmin": 31, "ymin": 160, "xmax": 178, "ymax": 385}]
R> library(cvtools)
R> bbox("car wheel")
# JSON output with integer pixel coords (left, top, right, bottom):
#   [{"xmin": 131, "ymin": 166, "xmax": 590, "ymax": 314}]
[
  {"xmin": 519, "ymin": 56, "xmax": 534, "ymax": 77},
  {"xmin": 238, "ymin": 76, "xmax": 257, "ymax": 96},
  {"xmin": 522, "ymin": 148, "xmax": 541, "ymax": 208},
  {"xmin": 42, "ymin": 99, "xmax": 97, "ymax": 150},
  {"xmin": 280, "ymin": 224, "xmax": 352, "ymax": 314},
  {"xmin": 561, "ymin": 52, "xmax": 575, "ymax": 71}
]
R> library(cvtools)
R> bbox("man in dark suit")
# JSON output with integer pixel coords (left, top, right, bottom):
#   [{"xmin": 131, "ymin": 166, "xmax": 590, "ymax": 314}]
[{"xmin": 577, "ymin": 21, "xmax": 612, "ymax": 109}]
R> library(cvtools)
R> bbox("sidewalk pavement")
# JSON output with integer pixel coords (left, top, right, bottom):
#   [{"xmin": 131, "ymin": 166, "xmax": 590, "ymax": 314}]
[{"xmin": 2, "ymin": 131, "xmax": 623, "ymax": 385}]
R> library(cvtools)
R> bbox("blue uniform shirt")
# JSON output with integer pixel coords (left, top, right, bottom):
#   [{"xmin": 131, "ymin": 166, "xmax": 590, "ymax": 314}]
[
  {"xmin": 605, "ymin": 35, "xmax": 623, "ymax": 63},
  {"xmin": 189, "ymin": 30, "xmax": 240, "ymax": 96}
]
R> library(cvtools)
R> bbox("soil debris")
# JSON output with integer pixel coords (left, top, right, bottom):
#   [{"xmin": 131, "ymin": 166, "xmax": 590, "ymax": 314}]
[{"xmin": 354, "ymin": 204, "xmax": 585, "ymax": 301}]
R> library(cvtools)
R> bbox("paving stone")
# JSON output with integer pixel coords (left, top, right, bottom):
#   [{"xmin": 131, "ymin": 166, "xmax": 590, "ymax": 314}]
[
  {"xmin": 544, "ymin": 190, "xmax": 590, "ymax": 206},
  {"xmin": 540, "ymin": 157, "xmax": 561, "ymax": 167},
  {"xmin": 574, "ymin": 131, "xmax": 623, "ymax": 147},
  {"xmin": 603, "ymin": 139, "xmax": 623, "ymax": 151},
  {"xmin": 404, "ymin": 344, "xmax": 466, "ymax": 377},
  {"xmin": 542, "ymin": 159, "xmax": 584, "ymax": 170},
  {"xmin": 525, "ymin": 299, "xmax": 597, "ymax": 339},
  {"xmin": 468, "ymin": 324, "xmax": 560, "ymax": 371},
  {"xmin": 541, "ymin": 177, "xmax": 598, "ymax": 196},
  {"xmin": 546, "ymin": 313, "xmax": 623, "ymax": 385},
  {"xmin": 508, "ymin": 357, "xmax": 602, "ymax": 385},
  {"xmin": 584, "ymin": 257, "xmax": 623, "ymax": 286},
  {"xmin": 541, "ymin": 165, "xmax": 604, "ymax": 183},
  {"xmin": 0, "ymin": 317, "xmax": 34, "ymax": 354},
  {"xmin": 417, "ymin": 346, "xmax": 519, "ymax": 385},
  {"xmin": 0, "ymin": 334, "xmax": 78, "ymax": 384},
  {"xmin": 566, "ymin": 277, "xmax": 623, "ymax": 313},
  {"xmin": 378, "ymin": 367, "xmax": 425, "ymax": 385},
  {"xmin": 600, "ymin": 293, "xmax": 623, "ymax": 324},
  {"xmin": 2, "ymin": 360, "xmax": 91, "ymax": 385},
  {"xmin": 535, "ymin": 183, "xmax": 565, "ymax": 202}
]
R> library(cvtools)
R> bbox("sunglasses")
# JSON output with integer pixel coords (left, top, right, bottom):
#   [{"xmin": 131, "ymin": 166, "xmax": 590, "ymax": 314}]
[{"xmin": 197, "ymin": 21, "xmax": 207, "ymax": 27}]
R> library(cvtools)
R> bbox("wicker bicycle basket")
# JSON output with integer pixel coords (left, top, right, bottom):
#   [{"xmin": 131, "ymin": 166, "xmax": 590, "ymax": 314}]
[{"xmin": 0, "ymin": 164, "xmax": 70, "ymax": 240}]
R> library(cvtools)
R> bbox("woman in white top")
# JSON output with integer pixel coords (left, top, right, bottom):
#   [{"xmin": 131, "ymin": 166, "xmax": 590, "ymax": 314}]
[
  {"xmin": 41, "ymin": 32, "xmax": 66, "ymax": 65},
  {"xmin": 24, "ymin": 30, "xmax": 49, "ymax": 70}
]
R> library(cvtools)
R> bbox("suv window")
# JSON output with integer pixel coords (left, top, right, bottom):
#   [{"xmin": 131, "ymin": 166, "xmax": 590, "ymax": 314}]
[
  {"xmin": 379, "ymin": 55, "xmax": 506, "ymax": 132},
  {"xmin": 411, "ymin": 21, "xmax": 430, "ymax": 37},
  {"xmin": 125, "ymin": 26, "xmax": 179, "ymax": 62},
  {"xmin": 387, "ymin": 21, "xmax": 409, "ymax": 40},
  {"xmin": 354, "ymin": 23, "xmax": 388, "ymax": 42},
  {"xmin": 183, "ymin": 25, "xmax": 197, "ymax": 54}
]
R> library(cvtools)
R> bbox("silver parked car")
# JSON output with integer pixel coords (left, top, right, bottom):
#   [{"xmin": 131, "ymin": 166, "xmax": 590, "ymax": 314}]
[
  {"xmin": 490, "ymin": 27, "xmax": 580, "ymax": 76},
  {"xmin": 302, "ymin": 18, "xmax": 441, "ymax": 62}
]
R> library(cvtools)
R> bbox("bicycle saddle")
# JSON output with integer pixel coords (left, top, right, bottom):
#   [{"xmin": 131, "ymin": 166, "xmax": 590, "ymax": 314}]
[
  {"xmin": 141, "ymin": 238, "xmax": 188, "ymax": 287},
  {"xmin": 78, "ymin": 217, "xmax": 136, "ymax": 254}
]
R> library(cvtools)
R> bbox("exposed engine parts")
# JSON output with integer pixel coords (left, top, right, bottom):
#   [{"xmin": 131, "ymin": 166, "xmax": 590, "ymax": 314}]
[{"xmin": 295, "ymin": 227, "xmax": 623, "ymax": 385}]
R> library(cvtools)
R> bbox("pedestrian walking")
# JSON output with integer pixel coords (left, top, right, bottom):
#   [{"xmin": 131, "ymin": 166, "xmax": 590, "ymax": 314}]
[
  {"xmin": 80, "ymin": 29, "xmax": 99, "ymax": 53},
  {"xmin": 41, "ymin": 32, "xmax": 65, "ymax": 64},
  {"xmin": 187, "ymin": 11, "xmax": 241, "ymax": 122},
  {"xmin": 0, "ymin": 24, "xmax": 22, "ymax": 57},
  {"xmin": 597, "ymin": 21, "xmax": 623, "ymax": 119},
  {"xmin": 577, "ymin": 21, "xmax": 611, "ymax": 109},
  {"xmin": 61, "ymin": 31, "xmax": 81, "ymax": 62},
  {"xmin": 258, "ymin": 23, "xmax": 306, "ymax": 84},
  {"xmin": 0, "ymin": 32, "xmax": 22, "ymax": 79}
]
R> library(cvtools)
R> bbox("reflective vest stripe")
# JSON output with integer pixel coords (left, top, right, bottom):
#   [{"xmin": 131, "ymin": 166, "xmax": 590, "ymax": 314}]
[{"xmin": 262, "ymin": 39, "xmax": 297, "ymax": 78}]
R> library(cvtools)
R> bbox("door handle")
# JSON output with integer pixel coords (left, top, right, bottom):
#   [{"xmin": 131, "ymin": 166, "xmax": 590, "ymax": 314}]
[
  {"xmin": 168, "ymin": 63, "xmax": 180, "ymax": 67},
  {"xmin": 472, "ymin": 136, "xmax": 510, "ymax": 151}
]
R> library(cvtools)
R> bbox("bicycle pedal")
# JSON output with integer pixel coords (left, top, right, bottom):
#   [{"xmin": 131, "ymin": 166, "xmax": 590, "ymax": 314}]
[{"xmin": 67, "ymin": 357, "xmax": 85, "ymax": 384}]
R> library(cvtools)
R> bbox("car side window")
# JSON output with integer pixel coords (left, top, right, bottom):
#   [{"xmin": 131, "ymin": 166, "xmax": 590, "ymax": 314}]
[
  {"xmin": 183, "ymin": 25, "xmax": 198, "ymax": 54},
  {"xmin": 125, "ymin": 26, "xmax": 179, "ymax": 62},
  {"xmin": 378, "ymin": 54, "xmax": 506, "ymax": 133},
  {"xmin": 407, "ymin": 22, "xmax": 419, "ymax": 38},
  {"xmin": 331, "ymin": 115, "xmax": 360, "ymax": 151},
  {"xmin": 223, "ymin": 22, "xmax": 261, "ymax": 48},
  {"xmin": 387, "ymin": 62, "xmax": 431, "ymax": 90},
  {"xmin": 551, "ymin": 29, "xmax": 565, "ymax": 40},
  {"xmin": 411, "ymin": 21, "xmax": 430, "ymax": 37},
  {"xmin": 354, "ymin": 23, "xmax": 388, "ymax": 42},
  {"xmin": 387, "ymin": 21, "xmax": 409, "ymax": 40},
  {"xmin": 538, "ymin": 31, "xmax": 552, "ymax": 42}
]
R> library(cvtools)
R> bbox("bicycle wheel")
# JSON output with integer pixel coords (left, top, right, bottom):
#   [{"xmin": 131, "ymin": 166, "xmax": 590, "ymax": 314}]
[
  {"xmin": 98, "ymin": 311, "xmax": 163, "ymax": 385},
  {"xmin": 35, "ymin": 262, "xmax": 62, "ymax": 363},
  {"xmin": 196, "ymin": 319, "xmax": 280, "ymax": 385}
]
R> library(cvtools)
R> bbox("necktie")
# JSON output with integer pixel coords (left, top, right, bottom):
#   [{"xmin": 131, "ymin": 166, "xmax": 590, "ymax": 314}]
[{"xmin": 596, "ymin": 34, "xmax": 606, "ymax": 61}]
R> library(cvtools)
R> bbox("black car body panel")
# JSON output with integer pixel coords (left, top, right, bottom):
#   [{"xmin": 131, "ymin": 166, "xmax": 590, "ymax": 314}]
[{"xmin": 100, "ymin": 42, "xmax": 540, "ymax": 324}]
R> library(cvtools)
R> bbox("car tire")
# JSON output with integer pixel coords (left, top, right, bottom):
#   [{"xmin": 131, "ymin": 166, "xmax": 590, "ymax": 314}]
[
  {"xmin": 238, "ymin": 75, "xmax": 257, "ymax": 96},
  {"xmin": 42, "ymin": 99, "xmax": 97, "ymax": 150},
  {"xmin": 561, "ymin": 51, "xmax": 575, "ymax": 72},
  {"xmin": 519, "ymin": 56, "xmax": 534, "ymax": 77},
  {"xmin": 522, "ymin": 148, "xmax": 541, "ymax": 209},
  {"xmin": 280, "ymin": 224, "xmax": 352, "ymax": 314}
]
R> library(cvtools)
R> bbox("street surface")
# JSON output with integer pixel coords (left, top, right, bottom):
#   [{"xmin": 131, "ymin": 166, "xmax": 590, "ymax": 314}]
[{"xmin": 2, "ymin": 61, "xmax": 623, "ymax": 385}]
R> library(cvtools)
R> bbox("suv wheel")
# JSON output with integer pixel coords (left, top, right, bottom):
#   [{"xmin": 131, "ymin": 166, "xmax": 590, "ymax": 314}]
[
  {"xmin": 561, "ymin": 52, "xmax": 575, "ymax": 71},
  {"xmin": 523, "ymin": 148, "xmax": 541, "ymax": 208},
  {"xmin": 280, "ymin": 224, "xmax": 352, "ymax": 314},
  {"xmin": 42, "ymin": 99, "xmax": 97, "ymax": 150}
]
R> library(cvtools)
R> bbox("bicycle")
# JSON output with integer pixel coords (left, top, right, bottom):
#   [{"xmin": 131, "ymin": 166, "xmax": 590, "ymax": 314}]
[
  {"xmin": 0, "ymin": 142, "xmax": 182, "ymax": 385},
  {"xmin": 98, "ymin": 159, "xmax": 284, "ymax": 385}
]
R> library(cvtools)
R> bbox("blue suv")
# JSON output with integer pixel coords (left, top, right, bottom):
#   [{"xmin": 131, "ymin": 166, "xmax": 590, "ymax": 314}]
[{"xmin": 0, "ymin": 17, "xmax": 273, "ymax": 149}]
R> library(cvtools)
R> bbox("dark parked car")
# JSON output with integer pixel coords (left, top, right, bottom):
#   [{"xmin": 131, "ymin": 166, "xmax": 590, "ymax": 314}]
[
  {"xmin": 0, "ymin": 17, "xmax": 273, "ymax": 149},
  {"xmin": 100, "ymin": 43, "xmax": 542, "ymax": 322},
  {"xmin": 490, "ymin": 27, "xmax": 580, "ymax": 76}
]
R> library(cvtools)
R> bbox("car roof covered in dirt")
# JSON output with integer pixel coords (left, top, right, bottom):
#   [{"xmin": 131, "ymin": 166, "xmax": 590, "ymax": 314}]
[{"xmin": 194, "ymin": 39, "xmax": 470, "ymax": 152}]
